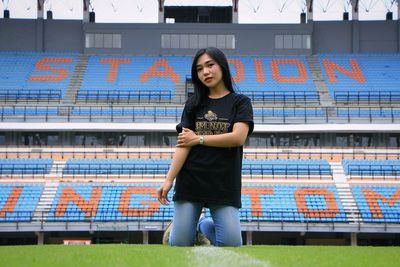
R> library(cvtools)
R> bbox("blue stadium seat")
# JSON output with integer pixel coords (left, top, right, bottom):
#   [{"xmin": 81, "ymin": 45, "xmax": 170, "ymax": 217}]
[
  {"xmin": 0, "ymin": 53, "xmax": 77, "ymax": 99},
  {"xmin": 318, "ymin": 54, "xmax": 400, "ymax": 102},
  {"xmin": 352, "ymin": 185, "xmax": 400, "ymax": 223},
  {"xmin": 0, "ymin": 158, "xmax": 53, "ymax": 174},
  {"xmin": 0, "ymin": 184, "xmax": 43, "ymax": 222}
]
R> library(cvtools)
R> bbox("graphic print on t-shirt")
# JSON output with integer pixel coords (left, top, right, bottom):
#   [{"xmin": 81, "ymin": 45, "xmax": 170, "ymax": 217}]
[
  {"xmin": 196, "ymin": 110, "xmax": 231, "ymax": 135},
  {"xmin": 204, "ymin": 110, "xmax": 218, "ymax": 121}
]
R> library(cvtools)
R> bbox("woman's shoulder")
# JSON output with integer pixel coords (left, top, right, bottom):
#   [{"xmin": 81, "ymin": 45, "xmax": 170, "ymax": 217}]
[{"xmin": 231, "ymin": 92, "xmax": 251, "ymax": 103}]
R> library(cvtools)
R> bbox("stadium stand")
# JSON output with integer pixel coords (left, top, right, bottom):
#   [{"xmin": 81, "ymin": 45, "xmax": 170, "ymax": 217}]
[
  {"xmin": 0, "ymin": 52, "xmax": 77, "ymax": 101},
  {"xmin": 77, "ymin": 56, "xmax": 189, "ymax": 102},
  {"xmin": 0, "ymin": 158, "xmax": 53, "ymax": 174},
  {"xmin": 352, "ymin": 185, "xmax": 400, "ymax": 223},
  {"xmin": 42, "ymin": 183, "xmax": 346, "ymax": 223},
  {"xmin": 0, "ymin": 184, "xmax": 43, "ymax": 222},
  {"xmin": 319, "ymin": 54, "xmax": 400, "ymax": 103},
  {"xmin": 343, "ymin": 159, "xmax": 400, "ymax": 176},
  {"xmin": 0, "ymin": 146, "xmax": 399, "ymax": 245},
  {"xmin": 75, "ymin": 56, "xmax": 320, "ymax": 104},
  {"xmin": 1, "ymin": 9, "xmax": 400, "ymax": 246}
]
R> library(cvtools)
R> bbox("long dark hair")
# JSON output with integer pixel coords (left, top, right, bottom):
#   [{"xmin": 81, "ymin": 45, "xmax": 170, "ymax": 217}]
[{"xmin": 186, "ymin": 47, "xmax": 236, "ymax": 113}]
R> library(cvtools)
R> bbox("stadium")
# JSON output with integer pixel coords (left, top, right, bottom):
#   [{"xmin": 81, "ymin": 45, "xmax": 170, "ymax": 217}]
[{"xmin": 0, "ymin": 0, "xmax": 400, "ymax": 266}]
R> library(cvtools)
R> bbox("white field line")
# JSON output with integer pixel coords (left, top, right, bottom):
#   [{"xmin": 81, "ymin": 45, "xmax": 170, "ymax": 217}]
[{"xmin": 188, "ymin": 246, "xmax": 271, "ymax": 267}]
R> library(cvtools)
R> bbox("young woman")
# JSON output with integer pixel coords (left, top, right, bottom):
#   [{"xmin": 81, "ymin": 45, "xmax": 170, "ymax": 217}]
[{"xmin": 157, "ymin": 47, "xmax": 254, "ymax": 246}]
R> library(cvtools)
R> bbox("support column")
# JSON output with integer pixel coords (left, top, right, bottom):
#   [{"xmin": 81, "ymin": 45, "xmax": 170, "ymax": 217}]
[
  {"xmin": 398, "ymin": 19, "xmax": 400, "ymax": 53},
  {"xmin": 36, "ymin": 232, "xmax": 44, "ymax": 245},
  {"xmin": 36, "ymin": 0, "xmax": 44, "ymax": 52},
  {"xmin": 35, "ymin": 19, "xmax": 44, "ymax": 52},
  {"xmin": 351, "ymin": 1, "xmax": 360, "ymax": 53},
  {"xmin": 83, "ymin": 0, "xmax": 90, "ymax": 23},
  {"xmin": 350, "ymin": 232, "xmax": 358, "ymax": 246},
  {"xmin": 306, "ymin": 0, "xmax": 313, "ymax": 22},
  {"xmin": 158, "ymin": 0, "xmax": 165, "ymax": 23},
  {"xmin": 143, "ymin": 231, "xmax": 149, "ymax": 244},
  {"xmin": 37, "ymin": 0, "xmax": 44, "ymax": 19},
  {"xmin": 398, "ymin": 0, "xmax": 400, "ymax": 52},
  {"xmin": 246, "ymin": 231, "xmax": 253, "ymax": 245},
  {"xmin": 352, "ymin": 20, "xmax": 360, "ymax": 53},
  {"xmin": 351, "ymin": 0, "xmax": 359, "ymax": 20},
  {"xmin": 232, "ymin": 0, "xmax": 238, "ymax": 23}
]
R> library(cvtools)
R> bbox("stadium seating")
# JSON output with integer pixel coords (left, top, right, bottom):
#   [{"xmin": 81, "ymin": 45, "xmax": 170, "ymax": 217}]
[
  {"xmin": 0, "ymin": 106, "xmax": 59, "ymax": 116},
  {"xmin": 336, "ymin": 108, "xmax": 400, "ymax": 118},
  {"xmin": 1, "ymin": 51, "xmax": 400, "ymax": 240},
  {"xmin": 0, "ymin": 158, "xmax": 53, "ymax": 174},
  {"xmin": 318, "ymin": 54, "xmax": 400, "ymax": 102},
  {"xmin": 63, "ymin": 158, "xmax": 171, "ymax": 175},
  {"xmin": 76, "ymin": 55, "xmax": 320, "ymax": 103},
  {"xmin": 1, "ymin": 52, "xmax": 400, "ymax": 105},
  {"xmin": 0, "ymin": 52, "xmax": 77, "ymax": 100},
  {"xmin": 72, "ymin": 106, "xmax": 182, "ymax": 117},
  {"xmin": 47, "ymin": 183, "xmax": 169, "ymax": 222},
  {"xmin": 61, "ymin": 158, "xmax": 331, "ymax": 177},
  {"xmin": 242, "ymin": 159, "xmax": 332, "ymax": 176},
  {"xmin": 2, "ymin": 181, "xmax": 399, "ymax": 224},
  {"xmin": 230, "ymin": 56, "xmax": 319, "ymax": 101},
  {"xmin": 342, "ymin": 160, "xmax": 400, "ymax": 176},
  {"xmin": 352, "ymin": 185, "xmax": 400, "ymax": 223},
  {"xmin": 241, "ymin": 184, "xmax": 346, "ymax": 222},
  {"xmin": 254, "ymin": 108, "xmax": 325, "ymax": 117},
  {"xmin": 77, "ymin": 56, "xmax": 189, "ymax": 101},
  {"xmin": 0, "ymin": 184, "xmax": 43, "ymax": 222},
  {"xmin": 46, "ymin": 183, "xmax": 346, "ymax": 223}
]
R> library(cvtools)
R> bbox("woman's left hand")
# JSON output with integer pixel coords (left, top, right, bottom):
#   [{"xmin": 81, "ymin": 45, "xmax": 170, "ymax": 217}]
[{"xmin": 176, "ymin": 127, "xmax": 199, "ymax": 147}]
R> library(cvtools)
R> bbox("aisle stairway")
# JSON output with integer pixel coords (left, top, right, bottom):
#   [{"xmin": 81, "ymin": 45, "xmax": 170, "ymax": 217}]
[
  {"xmin": 32, "ymin": 180, "xmax": 59, "ymax": 222},
  {"xmin": 306, "ymin": 55, "xmax": 334, "ymax": 108},
  {"xmin": 330, "ymin": 162, "xmax": 361, "ymax": 224},
  {"xmin": 61, "ymin": 54, "xmax": 89, "ymax": 113}
]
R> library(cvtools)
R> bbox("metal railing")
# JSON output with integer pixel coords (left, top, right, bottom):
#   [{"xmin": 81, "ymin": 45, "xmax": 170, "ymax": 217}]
[
  {"xmin": 334, "ymin": 91, "xmax": 400, "ymax": 105},
  {"xmin": 0, "ymin": 89, "xmax": 63, "ymax": 104},
  {"xmin": 1, "ymin": 105, "xmax": 400, "ymax": 124},
  {"xmin": 0, "ymin": 163, "xmax": 336, "ymax": 180},
  {"xmin": 1, "ymin": 210, "xmax": 399, "ymax": 226},
  {"xmin": 2, "ymin": 149, "xmax": 400, "ymax": 161}
]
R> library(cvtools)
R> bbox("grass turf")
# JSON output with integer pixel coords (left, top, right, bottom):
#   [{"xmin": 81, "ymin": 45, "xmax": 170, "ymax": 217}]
[{"xmin": 0, "ymin": 244, "xmax": 399, "ymax": 267}]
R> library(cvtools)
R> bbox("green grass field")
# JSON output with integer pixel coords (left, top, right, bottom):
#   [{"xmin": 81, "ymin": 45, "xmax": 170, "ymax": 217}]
[{"xmin": 0, "ymin": 244, "xmax": 399, "ymax": 267}]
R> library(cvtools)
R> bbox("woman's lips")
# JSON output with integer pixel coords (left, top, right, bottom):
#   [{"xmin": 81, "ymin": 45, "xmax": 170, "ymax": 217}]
[{"xmin": 204, "ymin": 77, "xmax": 213, "ymax": 83}]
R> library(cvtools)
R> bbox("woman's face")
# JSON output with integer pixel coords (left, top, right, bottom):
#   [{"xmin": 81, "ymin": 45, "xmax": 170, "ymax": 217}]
[{"xmin": 196, "ymin": 53, "xmax": 224, "ymax": 90}]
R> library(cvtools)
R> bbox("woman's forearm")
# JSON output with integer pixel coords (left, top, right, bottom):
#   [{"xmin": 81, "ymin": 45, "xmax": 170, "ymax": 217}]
[
  {"xmin": 165, "ymin": 146, "xmax": 191, "ymax": 182},
  {"xmin": 177, "ymin": 122, "xmax": 250, "ymax": 148}
]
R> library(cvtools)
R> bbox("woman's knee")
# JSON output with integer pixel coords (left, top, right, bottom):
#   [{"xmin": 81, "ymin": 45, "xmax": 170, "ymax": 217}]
[
  {"xmin": 211, "ymin": 205, "xmax": 242, "ymax": 247},
  {"xmin": 215, "ymin": 232, "xmax": 242, "ymax": 247},
  {"xmin": 169, "ymin": 224, "xmax": 196, "ymax": 246}
]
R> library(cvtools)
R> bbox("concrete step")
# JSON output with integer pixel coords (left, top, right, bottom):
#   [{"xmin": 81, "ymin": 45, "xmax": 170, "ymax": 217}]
[{"xmin": 32, "ymin": 181, "xmax": 60, "ymax": 221}]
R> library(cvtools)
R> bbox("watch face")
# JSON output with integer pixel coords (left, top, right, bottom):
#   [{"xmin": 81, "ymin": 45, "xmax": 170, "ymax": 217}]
[{"xmin": 199, "ymin": 136, "xmax": 204, "ymax": 145}]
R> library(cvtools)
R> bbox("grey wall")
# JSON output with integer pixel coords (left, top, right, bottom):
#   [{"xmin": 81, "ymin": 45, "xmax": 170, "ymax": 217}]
[
  {"xmin": 44, "ymin": 20, "xmax": 83, "ymax": 52},
  {"xmin": 312, "ymin": 21, "xmax": 353, "ymax": 53},
  {"xmin": 0, "ymin": 19, "xmax": 38, "ymax": 51},
  {"xmin": 359, "ymin": 21, "xmax": 398, "ymax": 52},
  {"xmin": 83, "ymin": 23, "xmax": 313, "ymax": 55},
  {"xmin": 0, "ymin": 19, "xmax": 82, "ymax": 52},
  {"xmin": 0, "ymin": 18, "xmax": 399, "ymax": 55}
]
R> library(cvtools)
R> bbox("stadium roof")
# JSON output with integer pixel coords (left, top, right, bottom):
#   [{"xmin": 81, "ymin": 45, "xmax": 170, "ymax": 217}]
[{"xmin": 0, "ymin": 0, "xmax": 398, "ymax": 23}]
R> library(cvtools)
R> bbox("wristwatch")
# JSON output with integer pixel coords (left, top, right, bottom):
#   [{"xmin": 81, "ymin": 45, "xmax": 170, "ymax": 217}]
[{"xmin": 199, "ymin": 135, "xmax": 204, "ymax": 145}]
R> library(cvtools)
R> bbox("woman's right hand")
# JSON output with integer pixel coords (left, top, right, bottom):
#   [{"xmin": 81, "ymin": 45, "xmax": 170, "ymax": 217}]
[{"xmin": 157, "ymin": 179, "xmax": 173, "ymax": 205}]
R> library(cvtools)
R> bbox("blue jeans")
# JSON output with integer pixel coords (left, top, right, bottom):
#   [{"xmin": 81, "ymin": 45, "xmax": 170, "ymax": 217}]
[{"xmin": 169, "ymin": 200, "xmax": 242, "ymax": 247}]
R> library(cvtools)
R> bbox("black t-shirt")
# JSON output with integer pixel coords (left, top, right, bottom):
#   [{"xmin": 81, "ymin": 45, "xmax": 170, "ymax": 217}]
[{"xmin": 173, "ymin": 93, "xmax": 254, "ymax": 208}]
